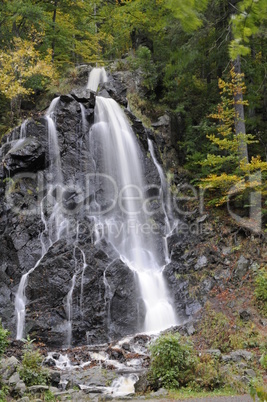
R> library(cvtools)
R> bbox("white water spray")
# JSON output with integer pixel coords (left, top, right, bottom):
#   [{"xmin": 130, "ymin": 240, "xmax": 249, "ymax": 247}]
[{"xmin": 90, "ymin": 93, "xmax": 177, "ymax": 333}]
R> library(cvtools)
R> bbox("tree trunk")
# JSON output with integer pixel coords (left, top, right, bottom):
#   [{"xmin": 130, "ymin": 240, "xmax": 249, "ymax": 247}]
[
  {"xmin": 233, "ymin": 55, "xmax": 249, "ymax": 163},
  {"xmin": 52, "ymin": 1, "xmax": 58, "ymax": 62}
]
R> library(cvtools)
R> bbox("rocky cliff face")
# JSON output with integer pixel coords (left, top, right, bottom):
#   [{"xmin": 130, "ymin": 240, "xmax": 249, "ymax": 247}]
[{"xmin": 0, "ymin": 68, "xmax": 199, "ymax": 347}]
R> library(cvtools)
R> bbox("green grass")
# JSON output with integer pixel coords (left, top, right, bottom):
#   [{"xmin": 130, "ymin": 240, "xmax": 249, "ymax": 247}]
[{"xmin": 166, "ymin": 387, "xmax": 240, "ymax": 400}]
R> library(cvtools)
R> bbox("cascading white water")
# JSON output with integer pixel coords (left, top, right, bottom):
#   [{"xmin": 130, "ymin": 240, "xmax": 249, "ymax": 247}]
[
  {"xmin": 20, "ymin": 119, "xmax": 28, "ymax": 139},
  {"xmin": 15, "ymin": 97, "xmax": 67, "ymax": 340},
  {"xmin": 79, "ymin": 103, "xmax": 88, "ymax": 134},
  {"xmin": 66, "ymin": 272, "xmax": 77, "ymax": 346},
  {"xmin": 148, "ymin": 139, "xmax": 179, "ymax": 264},
  {"xmin": 87, "ymin": 67, "xmax": 108, "ymax": 92},
  {"xmin": 90, "ymin": 95, "xmax": 177, "ymax": 333}
]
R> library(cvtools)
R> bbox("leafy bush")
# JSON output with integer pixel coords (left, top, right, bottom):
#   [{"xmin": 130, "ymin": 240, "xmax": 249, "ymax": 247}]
[
  {"xmin": 249, "ymin": 378, "xmax": 267, "ymax": 402},
  {"xmin": 259, "ymin": 353, "xmax": 267, "ymax": 370},
  {"xmin": 44, "ymin": 389, "xmax": 56, "ymax": 401},
  {"xmin": 192, "ymin": 354, "xmax": 224, "ymax": 390},
  {"xmin": 229, "ymin": 321, "xmax": 262, "ymax": 350},
  {"xmin": 0, "ymin": 384, "xmax": 9, "ymax": 402},
  {"xmin": 0, "ymin": 320, "xmax": 9, "ymax": 358},
  {"xmin": 18, "ymin": 338, "xmax": 49, "ymax": 386},
  {"xmin": 255, "ymin": 267, "xmax": 267, "ymax": 316},
  {"xmin": 149, "ymin": 333, "xmax": 197, "ymax": 389},
  {"xmin": 199, "ymin": 303, "xmax": 231, "ymax": 352}
]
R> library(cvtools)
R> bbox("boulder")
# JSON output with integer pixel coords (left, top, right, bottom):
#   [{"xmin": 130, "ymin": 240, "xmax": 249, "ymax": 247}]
[
  {"xmin": 234, "ymin": 255, "xmax": 249, "ymax": 280},
  {"xmin": 3, "ymin": 137, "xmax": 45, "ymax": 175},
  {"xmin": 0, "ymin": 356, "xmax": 20, "ymax": 380}
]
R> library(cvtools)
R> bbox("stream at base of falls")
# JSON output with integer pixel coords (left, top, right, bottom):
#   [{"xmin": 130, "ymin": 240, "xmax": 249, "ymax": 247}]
[{"xmin": 43, "ymin": 333, "xmax": 155, "ymax": 398}]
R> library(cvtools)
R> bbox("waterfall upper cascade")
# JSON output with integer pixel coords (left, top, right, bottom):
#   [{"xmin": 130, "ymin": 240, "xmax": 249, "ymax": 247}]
[
  {"xmin": 87, "ymin": 67, "xmax": 108, "ymax": 92},
  {"xmin": 0, "ymin": 66, "xmax": 188, "ymax": 348}
]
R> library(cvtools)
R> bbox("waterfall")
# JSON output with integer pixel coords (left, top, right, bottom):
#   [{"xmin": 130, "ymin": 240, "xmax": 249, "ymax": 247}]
[
  {"xmin": 90, "ymin": 95, "xmax": 177, "ymax": 333},
  {"xmin": 15, "ymin": 96, "xmax": 67, "ymax": 340},
  {"xmin": 14, "ymin": 68, "xmax": 178, "ymax": 343},
  {"xmin": 87, "ymin": 67, "xmax": 108, "ymax": 92}
]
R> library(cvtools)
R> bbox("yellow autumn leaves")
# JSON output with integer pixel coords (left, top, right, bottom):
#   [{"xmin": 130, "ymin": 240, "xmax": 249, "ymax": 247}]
[{"xmin": 0, "ymin": 36, "xmax": 56, "ymax": 102}]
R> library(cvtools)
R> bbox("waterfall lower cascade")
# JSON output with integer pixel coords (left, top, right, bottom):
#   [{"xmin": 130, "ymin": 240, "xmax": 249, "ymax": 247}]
[
  {"xmin": 90, "ymin": 94, "xmax": 177, "ymax": 333},
  {"xmin": 15, "ymin": 96, "xmax": 70, "ymax": 340}
]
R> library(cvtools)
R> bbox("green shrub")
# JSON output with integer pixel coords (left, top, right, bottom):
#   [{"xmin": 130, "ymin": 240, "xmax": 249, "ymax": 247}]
[
  {"xmin": 255, "ymin": 267, "xmax": 267, "ymax": 316},
  {"xmin": 199, "ymin": 303, "xmax": 231, "ymax": 352},
  {"xmin": 44, "ymin": 389, "xmax": 56, "ymax": 401},
  {"xmin": 249, "ymin": 378, "xmax": 267, "ymax": 402},
  {"xmin": 18, "ymin": 338, "xmax": 49, "ymax": 386},
  {"xmin": 229, "ymin": 321, "xmax": 262, "ymax": 350},
  {"xmin": 0, "ymin": 320, "xmax": 9, "ymax": 358},
  {"xmin": 149, "ymin": 333, "xmax": 197, "ymax": 389},
  {"xmin": 0, "ymin": 383, "xmax": 9, "ymax": 402},
  {"xmin": 259, "ymin": 353, "xmax": 267, "ymax": 370},
  {"xmin": 192, "ymin": 354, "xmax": 224, "ymax": 390}
]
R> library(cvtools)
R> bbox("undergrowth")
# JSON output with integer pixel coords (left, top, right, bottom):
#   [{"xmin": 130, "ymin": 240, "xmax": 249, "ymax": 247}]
[{"xmin": 18, "ymin": 337, "xmax": 50, "ymax": 386}]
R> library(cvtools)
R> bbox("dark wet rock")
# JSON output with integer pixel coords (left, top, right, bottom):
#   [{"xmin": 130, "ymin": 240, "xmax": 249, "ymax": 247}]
[
  {"xmin": 150, "ymin": 388, "xmax": 168, "ymax": 397},
  {"xmin": 199, "ymin": 278, "xmax": 216, "ymax": 294},
  {"xmin": 25, "ymin": 239, "xmax": 110, "ymax": 347},
  {"xmin": 60, "ymin": 366, "xmax": 117, "ymax": 389},
  {"xmin": 134, "ymin": 372, "xmax": 149, "ymax": 393},
  {"xmin": 222, "ymin": 350, "xmax": 253, "ymax": 363},
  {"xmin": 239, "ymin": 309, "xmax": 251, "ymax": 321},
  {"xmin": 194, "ymin": 255, "xmax": 208, "ymax": 270},
  {"xmin": 60, "ymin": 94, "xmax": 74, "ymax": 103},
  {"xmin": 75, "ymin": 65, "xmax": 92, "ymax": 86},
  {"xmin": 124, "ymin": 110, "xmax": 148, "ymax": 152},
  {"xmin": 234, "ymin": 255, "xmax": 249, "ymax": 280},
  {"xmin": 27, "ymin": 385, "xmax": 50, "ymax": 394},
  {"xmin": 97, "ymin": 88, "xmax": 110, "ymax": 99},
  {"xmin": 244, "ymin": 368, "xmax": 256, "ymax": 378},
  {"xmin": 175, "ymin": 322, "xmax": 196, "ymax": 336},
  {"xmin": 151, "ymin": 114, "xmax": 170, "ymax": 128},
  {"xmin": 14, "ymin": 380, "xmax": 27, "ymax": 397},
  {"xmin": 3, "ymin": 137, "xmax": 45, "ymax": 175},
  {"xmin": 163, "ymin": 262, "xmax": 201, "ymax": 321},
  {"xmin": 105, "ymin": 259, "xmax": 145, "ymax": 339},
  {"xmin": 213, "ymin": 269, "xmax": 230, "ymax": 281},
  {"xmin": 100, "ymin": 73, "xmax": 128, "ymax": 107},
  {"xmin": 44, "ymin": 358, "xmax": 56, "ymax": 367},
  {"xmin": 106, "ymin": 346, "xmax": 125, "ymax": 362},
  {"xmin": 17, "ymin": 397, "xmax": 30, "ymax": 402},
  {"xmin": 222, "ymin": 246, "xmax": 231, "ymax": 255},
  {"xmin": 202, "ymin": 349, "xmax": 222, "ymax": 358},
  {"xmin": 71, "ymin": 89, "xmax": 95, "ymax": 107},
  {"xmin": 0, "ymin": 356, "xmax": 19, "ymax": 380},
  {"xmin": 260, "ymin": 318, "xmax": 267, "ymax": 327}
]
